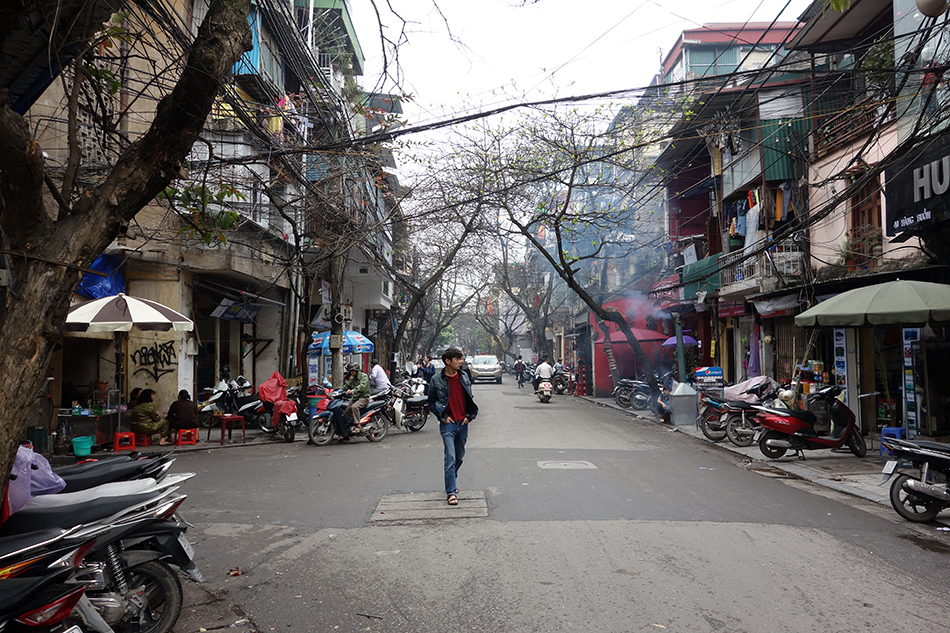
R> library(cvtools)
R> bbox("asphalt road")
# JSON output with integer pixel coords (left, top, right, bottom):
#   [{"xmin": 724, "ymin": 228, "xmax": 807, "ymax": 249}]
[{"xmin": 175, "ymin": 382, "xmax": 950, "ymax": 632}]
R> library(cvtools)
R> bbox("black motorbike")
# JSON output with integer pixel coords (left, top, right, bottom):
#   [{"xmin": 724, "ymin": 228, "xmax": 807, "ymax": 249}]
[
  {"xmin": 880, "ymin": 436, "xmax": 950, "ymax": 523},
  {"xmin": 307, "ymin": 388, "xmax": 389, "ymax": 446}
]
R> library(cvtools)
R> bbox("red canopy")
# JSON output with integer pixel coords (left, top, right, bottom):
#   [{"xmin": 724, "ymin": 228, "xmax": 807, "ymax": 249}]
[{"xmin": 599, "ymin": 328, "xmax": 668, "ymax": 343}]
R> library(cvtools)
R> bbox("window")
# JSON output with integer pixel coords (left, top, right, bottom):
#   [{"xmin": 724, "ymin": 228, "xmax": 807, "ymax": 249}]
[{"xmin": 848, "ymin": 175, "xmax": 883, "ymax": 265}]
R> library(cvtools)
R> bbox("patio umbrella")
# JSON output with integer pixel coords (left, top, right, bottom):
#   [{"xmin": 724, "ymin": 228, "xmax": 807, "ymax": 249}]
[
  {"xmin": 662, "ymin": 335, "xmax": 699, "ymax": 347},
  {"xmin": 794, "ymin": 280, "xmax": 950, "ymax": 327},
  {"xmin": 600, "ymin": 328, "xmax": 669, "ymax": 343},
  {"xmin": 65, "ymin": 293, "xmax": 193, "ymax": 332},
  {"xmin": 309, "ymin": 330, "xmax": 374, "ymax": 355}
]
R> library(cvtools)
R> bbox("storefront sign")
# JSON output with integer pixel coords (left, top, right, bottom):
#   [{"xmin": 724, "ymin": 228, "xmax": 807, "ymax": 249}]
[
  {"xmin": 718, "ymin": 300, "xmax": 748, "ymax": 317},
  {"xmin": 695, "ymin": 366, "xmax": 724, "ymax": 391},
  {"xmin": 884, "ymin": 132, "xmax": 950, "ymax": 236},
  {"xmin": 903, "ymin": 328, "xmax": 920, "ymax": 436},
  {"xmin": 833, "ymin": 328, "xmax": 848, "ymax": 406}
]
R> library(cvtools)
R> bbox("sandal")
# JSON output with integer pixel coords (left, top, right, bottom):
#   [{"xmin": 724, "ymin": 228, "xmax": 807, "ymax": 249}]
[{"xmin": 447, "ymin": 494, "xmax": 458, "ymax": 506}]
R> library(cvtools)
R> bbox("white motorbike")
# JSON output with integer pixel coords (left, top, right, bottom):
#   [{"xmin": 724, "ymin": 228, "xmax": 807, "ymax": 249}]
[{"xmin": 537, "ymin": 379, "xmax": 553, "ymax": 403}]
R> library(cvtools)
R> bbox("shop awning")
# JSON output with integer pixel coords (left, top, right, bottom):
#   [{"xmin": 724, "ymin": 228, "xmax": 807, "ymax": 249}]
[{"xmin": 682, "ymin": 255, "xmax": 721, "ymax": 301}]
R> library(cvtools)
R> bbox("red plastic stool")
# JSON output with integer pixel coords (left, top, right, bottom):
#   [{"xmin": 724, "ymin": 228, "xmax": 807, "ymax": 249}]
[
  {"xmin": 175, "ymin": 428, "xmax": 198, "ymax": 446},
  {"xmin": 209, "ymin": 414, "xmax": 245, "ymax": 445},
  {"xmin": 134, "ymin": 433, "xmax": 152, "ymax": 447},
  {"xmin": 113, "ymin": 432, "xmax": 135, "ymax": 452}
]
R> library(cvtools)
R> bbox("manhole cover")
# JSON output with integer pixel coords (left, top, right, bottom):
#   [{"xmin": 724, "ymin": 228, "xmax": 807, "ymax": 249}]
[
  {"xmin": 370, "ymin": 491, "xmax": 488, "ymax": 523},
  {"xmin": 537, "ymin": 460, "xmax": 597, "ymax": 469}
]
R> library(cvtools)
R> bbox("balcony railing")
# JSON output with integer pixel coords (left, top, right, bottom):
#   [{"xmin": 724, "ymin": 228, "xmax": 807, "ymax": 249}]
[
  {"xmin": 720, "ymin": 238, "xmax": 805, "ymax": 289},
  {"xmin": 815, "ymin": 96, "xmax": 880, "ymax": 157}
]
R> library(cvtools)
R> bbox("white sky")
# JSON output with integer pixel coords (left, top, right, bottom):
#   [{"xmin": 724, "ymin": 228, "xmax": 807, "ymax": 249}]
[{"xmin": 353, "ymin": 0, "xmax": 811, "ymax": 133}]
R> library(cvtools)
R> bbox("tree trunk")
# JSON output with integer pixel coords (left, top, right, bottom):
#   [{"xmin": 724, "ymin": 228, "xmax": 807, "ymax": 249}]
[{"xmin": 0, "ymin": 0, "xmax": 252, "ymax": 491}]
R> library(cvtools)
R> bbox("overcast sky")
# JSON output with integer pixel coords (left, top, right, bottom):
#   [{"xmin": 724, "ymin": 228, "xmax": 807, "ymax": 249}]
[{"xmin": 352, "ymin": 0, "xmax": 811, "ymax": 132}]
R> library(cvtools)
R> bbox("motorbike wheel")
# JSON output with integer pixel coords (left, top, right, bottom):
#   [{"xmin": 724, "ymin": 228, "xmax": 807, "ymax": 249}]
[
  {"xmin": 112, "ymin": 560, "xmax": 183, "ymax": 633},
  {"xmin": 889, "ymin": 474, "xmax": 944, "ymax": 522},
  {"xmin": 699, "ymin": 410, "xmax": 727, "ymax": 442},
  {"xmin": 540, "ymin": 394, "xmax": 551, "ymax": 403},
  {"xmin": 198, "ymin": 410, "xmax": 213, "ymax": 429},
  {"xmin": 725, "ymin": 414, "xmax": 756, "ymax": 447},
  {"xmin": 282, "ymin": 415, "xmax": 295, "ymax": 443},
  {"xmin": 554, "ymin": 381, "xmax": 568, "ymax": 395},
  {"xmin": 615, "ymin": 389, "xmax": 632, "ymax": 408},
  {"xmin": 847, "ymin": 427, "xmax": 867, "ymax": 457},
  {"xmin": 758, "ymin": 430, "xmax": 788, "ymax": 459},
  {"xmin": 406, "ymin": 408, "xmax": 428, "ymax": 432},
  {"xmin": 366, "ymin": 414, "xmax": 388, "ymax": 442},
  {"xmin": 308, "ymin": 415, "xmax": 334, "ymax": 446}
]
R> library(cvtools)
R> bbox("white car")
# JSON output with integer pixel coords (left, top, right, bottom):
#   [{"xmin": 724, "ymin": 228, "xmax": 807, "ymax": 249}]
[{"xmin": 470, "ymin": 355, "xmax": 503, "ymax": 384}]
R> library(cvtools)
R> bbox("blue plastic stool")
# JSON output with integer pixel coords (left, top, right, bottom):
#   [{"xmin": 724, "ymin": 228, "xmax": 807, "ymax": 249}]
[{"xmin": 880, "ymin": 426, "xmax": 906, "ymax": 457}]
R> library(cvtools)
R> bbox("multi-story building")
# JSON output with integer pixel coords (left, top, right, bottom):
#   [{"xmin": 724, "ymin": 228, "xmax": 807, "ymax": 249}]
[{"xmin": 8, "ymin": 0, "xmax": 396, "ymax": 411}]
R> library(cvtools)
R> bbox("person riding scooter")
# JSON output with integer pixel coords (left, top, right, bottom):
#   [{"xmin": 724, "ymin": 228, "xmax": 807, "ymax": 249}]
[
  {"xmin": 343, "ymin": 363, "xmax": 371, "ymax": 436},
  {"xmin": 534, "ymin": 356, "xmax": 554, "ymax": 393}
]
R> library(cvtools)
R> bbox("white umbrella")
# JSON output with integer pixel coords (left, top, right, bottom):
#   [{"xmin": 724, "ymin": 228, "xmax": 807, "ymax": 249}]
[{"xmin": 65, "ymin": 293, "xmax": 193, "ymax": 333}]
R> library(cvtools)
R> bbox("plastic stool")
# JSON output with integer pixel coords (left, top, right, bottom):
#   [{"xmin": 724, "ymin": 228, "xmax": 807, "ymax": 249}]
[
  {"xmin": 113, "ymin": 432, "xmax": 135, "ymax": 452},
  {"xmin": 209, "ymin": 414, "xmax": 245, "ymax": 445},
  {"xmin": 880, "ymin": 426, "xmax": 906, "ymax": 457},
  {"xmin": 134, "ymin": 433, "xmax": 152, "ymax": 447},
  {"xmin": 175, "ymin": 428, "xmax": 198, "ymax": 446}
]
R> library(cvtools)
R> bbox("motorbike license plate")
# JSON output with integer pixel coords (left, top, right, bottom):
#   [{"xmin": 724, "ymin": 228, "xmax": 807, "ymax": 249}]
[
  {"xmin": 882, "ymin": 460, "xmax": 898, "ymax": 475},
  {"xmin": 753, "ymin": 428, "xmax": 764, "ymax": 442},
  {"xmin": 177, "ymin": 533, "xmax": 195, "ymax": 560},
  {"xmin": 62, "ymin": 627, "xmax": 84, "ymax": 633}
]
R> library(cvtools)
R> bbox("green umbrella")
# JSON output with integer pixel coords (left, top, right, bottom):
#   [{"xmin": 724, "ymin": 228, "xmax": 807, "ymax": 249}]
[{"xmin": 794, "ymin": 280, "xmax": 950, "ymax": 327}]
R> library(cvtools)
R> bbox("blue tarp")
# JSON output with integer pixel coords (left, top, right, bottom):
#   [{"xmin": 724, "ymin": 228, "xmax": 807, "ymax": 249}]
[{"xmin": 76, "ymin": 254, "xmax": 125, "ymax": 299}]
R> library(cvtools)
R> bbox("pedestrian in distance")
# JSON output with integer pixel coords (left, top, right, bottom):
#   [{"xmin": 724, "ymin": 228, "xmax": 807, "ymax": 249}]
[
  {"xmin": 130, "ymin": 389, "xmax": 172, "ymax": 446},
  {"xmin": 369, "ymin": 357, "xmax": 391, "ymax": 392},
  {"xmin": 421, "ymin": 355, "xmax": 435, "ymax": 383},
  {"xmin": 428, "ymin": 347, "xmax": 478, "ymax": 506},
  {"xmin": 514, "ymin": 355, "xmax": 526, "ymax": 388},
  {"xmin": 342, "ymin": 363, "xmax": 371, "ymax": 437},
  {"xmin": 167, "ymin": 389, "xmax": 200, "ymax": 432}
]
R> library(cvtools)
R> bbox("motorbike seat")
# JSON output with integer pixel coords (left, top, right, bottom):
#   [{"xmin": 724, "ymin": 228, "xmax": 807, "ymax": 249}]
[
  {"xmin": 0, "ymin": 491, "xmax": 162, "ymax": 536},
  {"xmin": 53, "ymin": 454, "xmax": 135, "ymax": 475},
  {"xmin": 57, "ymin": 459, "xmax": 153, "ymax": 493},
  {"xmin": 783, "ymin": 409, "xmax": 817, "ymax": 425},
  {"xmin": 0, "ymin": 528, "xmax": 69, "ymax": 559},
  {"xmin": 406, "ymin": 395, "xmax": 428, "ymax": 407},
  {"xmin": 911, "ymin": 440, "xmax": 950, "ymax": 455},
  {"xmin": 722, "ymin": 400, "xmax": 756, "ymax": 410}
]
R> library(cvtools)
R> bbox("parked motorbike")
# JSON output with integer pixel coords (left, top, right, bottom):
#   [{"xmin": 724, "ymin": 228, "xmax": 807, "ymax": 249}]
[
  {"xmin": 551, "ymin": 370, "xmax": 570, "ymax": 395},
  {"xmin": 0, "ymin": 474, "xmax": 198, "ymax": 633},
  {"xmin": 537, "ymin": 379, "xmax": 553, "ymax": 403},
  {"xmin": 53, "ymin": 452, "xmax": 174, "ymax": 493},
  {"xmin": 390, "ymin": 384, "xmax": 429, "ymax": 432},
  {"xmin": 257, "ymin": 372, "xmax": 298, "ymax": 443},
  {"xmin": 0, "ymin": 568, "xmax": 89, "ymax": 632},
  {"xmin": 754, "ymin": 385, "xmax": 867, "ymax": 459},
  {"xmin": 720, "ymin": 378, "xmax": 787, "ymax": 447},
  {"xmin": 612, "ymin": 378, "xmax": 649, "ymax": 409},
  {"xmin": 308, "ymin": 388, "xmax": 389, "ymax": 445},
  {"xmin": 880, "ymin": 436, "xmax": 950, "ymax": 522}
]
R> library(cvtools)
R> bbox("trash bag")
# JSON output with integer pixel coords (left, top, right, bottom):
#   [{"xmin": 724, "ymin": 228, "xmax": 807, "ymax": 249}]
[{"xmin": 3, "ymin": 445, "xmax": 66, "ymax": 522}]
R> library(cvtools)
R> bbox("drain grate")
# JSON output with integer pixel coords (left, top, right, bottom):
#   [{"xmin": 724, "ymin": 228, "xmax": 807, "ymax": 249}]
[
  {"xmin": 537, "ymin": 460, "xmax": 597, "ymax": 469},
  {"xmin": 370, "ymin": 491, "xmax": 488, "ymax": 523}
]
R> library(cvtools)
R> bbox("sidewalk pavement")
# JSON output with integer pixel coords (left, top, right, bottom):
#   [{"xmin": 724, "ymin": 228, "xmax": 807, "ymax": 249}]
[{"xmin": 578, "ymin": 394, "xmax": 950, "ymax": 523}]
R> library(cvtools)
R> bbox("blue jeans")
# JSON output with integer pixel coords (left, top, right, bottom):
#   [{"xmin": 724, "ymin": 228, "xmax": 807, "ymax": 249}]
[{"xmin": 440, "ymin": 421, "xmax": 468, "ymax": 495}]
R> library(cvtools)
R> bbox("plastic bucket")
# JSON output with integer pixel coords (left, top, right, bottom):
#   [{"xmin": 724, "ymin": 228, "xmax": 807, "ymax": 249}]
[{"xmin": 72, "ymin": 436, "xmax": 95, "ymax": 457}]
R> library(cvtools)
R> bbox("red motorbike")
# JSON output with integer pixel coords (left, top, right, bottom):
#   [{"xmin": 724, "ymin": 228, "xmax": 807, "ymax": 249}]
[{"xmin": 753, "ymin": 384, "xmax": 867, "ymax": 459}]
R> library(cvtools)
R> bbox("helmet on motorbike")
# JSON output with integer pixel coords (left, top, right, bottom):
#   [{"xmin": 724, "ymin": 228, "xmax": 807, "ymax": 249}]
[{"xmin": 346, "ymin": 363, "xmax": 360, "ymax": 373}]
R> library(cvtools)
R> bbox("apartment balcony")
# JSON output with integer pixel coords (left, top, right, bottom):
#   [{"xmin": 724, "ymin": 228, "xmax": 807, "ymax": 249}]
[
  {"xmin": 814, "ymin": 96, "xmax": 880, "ymax": 158},
  {"xmin": 718, "ymin": 239, "xmax": 806, "ymax": 299}
]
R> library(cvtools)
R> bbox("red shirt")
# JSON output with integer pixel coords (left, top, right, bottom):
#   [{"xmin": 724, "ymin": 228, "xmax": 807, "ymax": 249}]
[{"xmin": 446, "ymin": 372, "xmax": 467, "ymax": 422}]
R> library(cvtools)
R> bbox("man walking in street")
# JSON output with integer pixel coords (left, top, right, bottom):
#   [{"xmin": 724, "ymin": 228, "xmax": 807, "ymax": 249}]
[
  {"xmin": 428, "ymin": 348, "xmax": 478, "ymax": 506},
  {"xmin": 343, "ymin": 363, "xmax": 371, "ymax": 436}
]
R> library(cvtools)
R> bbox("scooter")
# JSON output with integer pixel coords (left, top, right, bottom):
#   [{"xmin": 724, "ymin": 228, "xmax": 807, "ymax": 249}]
[
  {"xmin": 880, "ymin": 436, "xmax": 950, "ymax": 522},
  {"xmin": 390, "ymin": 384, "xmax": 429, "ymax": 432},
  {"xmin": 720, "ymin": 378, "xmax": 788, "ymax": 447},
  {"xmin": 307, "ymin": 388, "xmax": 389, "ymax": 445},
  {"xmin": 753, "ymin": 385, "xmax": 867, "ymax": 460},
  {"xmin": 257, "ymin": 372, "xmax": 298, "ymax": 443},
  {"xmin": 537, "ymin": 379, "xmax": 553, "ymax": 403}
]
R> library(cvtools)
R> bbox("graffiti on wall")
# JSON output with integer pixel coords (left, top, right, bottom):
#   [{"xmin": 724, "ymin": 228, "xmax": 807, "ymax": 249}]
[{"xmin": 131, "ymin": 341, "xmax": 177, "ymax": 381}]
